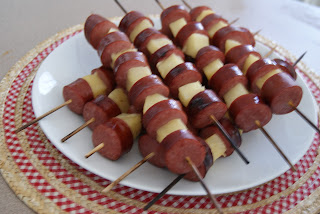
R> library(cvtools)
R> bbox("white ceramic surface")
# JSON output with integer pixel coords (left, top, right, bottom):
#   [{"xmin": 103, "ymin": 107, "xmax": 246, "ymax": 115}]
[{"xmin": 32, "ymin": 27, "xmax": 318, "ymax": 196}]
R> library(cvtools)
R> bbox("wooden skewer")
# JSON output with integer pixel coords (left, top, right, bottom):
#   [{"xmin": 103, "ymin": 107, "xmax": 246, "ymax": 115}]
[
  {"xmin": 114, "ymin": 0, "xmax": 127, "ymax": 14},
  {"xmin": 210, "ymin": 115, "xmax": 249, "ymax": 164},
  {"xmin": 144, "ymin": 174, "xmax": 186, "ymax": 210},
  {"xmin": 255, "ymin": 120, "xmax": 296, "ymax": 171},
  {"xmin": 102, "ymin": 152, "xmax": 155, "ymax": 193},
  {"xmin": 253, "ymin": 29, "xmax": 262, "ymax": 37},
  {"xmin": 263, "ymin": 45, "xmax": 277, "ymax": 58},
  {"xmin": 292, "ymin": 51, "xmax": 307, "ymax": 67},
  {"xmin": 85, "ymin": 143, "xmax": 105, "ymax": 158},
  {"xmin": 61, "ymin": 118, "xmax": 95, "ymax": 142},
  {"xmin": 15, "ymin": 99, "xmax": 72, "ymax": 133},
  {"xmin": 185, "ymin": 157, "xmax": 223, "ymax": 214},
  {"xmin": 288, "ymin": 101, "xmax": 320, "ymax": 135},
  {"xmin": 155, "ymin": 0, "xmax": 164, "ymax": 10},
  {"xmin": 181, "ymin": 0, "xmax": 192, "ymax": 10},
  {"xmin": 229, "ymin": 17, "xmax": 240, "ymax": 26}
]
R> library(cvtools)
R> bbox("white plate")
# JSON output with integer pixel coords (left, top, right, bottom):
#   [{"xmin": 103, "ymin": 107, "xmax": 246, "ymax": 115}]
[{"xmin": 32, "ymin": 19, "xmax": 318, "ymax": 195}]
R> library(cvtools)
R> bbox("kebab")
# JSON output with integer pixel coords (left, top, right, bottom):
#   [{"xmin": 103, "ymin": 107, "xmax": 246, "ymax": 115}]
[
  {"xmin": 85, "ymin": 12, "xmax": 228, "ymax": 210},
  {"xmin": 192, "ymin": 5, "xmax": 319, "ymax": 132},
  {"xmin": 61, "ymin": 87, "xmax": 129, "ymax": 142},
  {"xmin": 189, "ymin": 5, "xmax": 310, "ymax": 118},
  {"xmin": 15, "ymin": 66, "xmax": 115, "ymax": 133},
  {"xmin": 187, "ymin": 4, "xmax": 318, "ymax": 134}
]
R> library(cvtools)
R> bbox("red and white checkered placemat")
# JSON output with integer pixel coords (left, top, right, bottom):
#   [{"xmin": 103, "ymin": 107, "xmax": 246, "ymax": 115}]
[{"xmin": 0, "ymin": 25, "xmax": 320, "ymax": 214}]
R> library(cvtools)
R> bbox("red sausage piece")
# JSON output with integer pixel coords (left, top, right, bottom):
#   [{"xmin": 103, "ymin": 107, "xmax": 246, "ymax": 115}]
[
  {"xmin": 143, "ymin": 99, "xmax": 187, "ymax": 138},
  {"xmin": 196, "ymin": 45, "xmax": 225, "ymax": 74},
  {"xmin": 91, "ymin": 66, "xmax": 115, "ymax": 95},
  {"xmin": 229, "ymin": 93, "xmax": 272, "ymax": 132},
  {"xmin": 273, "ymin": 58, "xmax": 297, "ymax": 80},
  {"xmin": 162, "ymin": 129, "xmax": 206, "ymax": 174},
  {"xmin": 128, "ymin": 75, "xmax": 170, "ymax": 111},
  {"xmin": 113, "ymin": 52, "xmax": 148, "ymax": 89},
  {"xmin": 134, "ymin": 28, "xmax": 160, "ymax": 48},
  {"xmin": 138, "ymin": 134, "xmax": 166, "ymax": 168},
  {"xmin": 127, "ymin": 105, "xmax": 139, "ymax": 114},
  {"xmin": 160, "ymin": 5, "xmax": 191, "ymax": 38},
  {"xmin": 63, "ymin": 78, "xmax": 93, "ymax": 115},
  {"xmin": 164, "ymin": 62, "xmax": 202, "ymax": 98},
  {"xmin": 189, "ymin": 6, "xmax": 212, "ymax": 21},
  {"xmin": 261, "ymin": 72, "xmax": 302, "ymax": 114},
  {"xmin": 134, "ymin": 28, "xmax": 169, "ymax": 56},
  {"xmin": 97, "ymin": 31, "xmax": 134, "ymax": 68},
  {"xmin": 184, "ymin": 139, "xmax": 214, "ymax": 181},
  {"xmin": 187, "ymin": 89, "xmax": 228, "ymax": 129},
  {"xmin": 246, "ymin": 58, "xmax": 279, "ymax": 95},
  {"xmin": 119, "ymin": 11, "xmax": 153, "ymax": 36},
  {"xmin": 209, "ymin": 64, "xmax": 248, "ymax": 97},
  {"xmin": 225, "ymin": 45, "xmax": 261, "ymax": 70},
  {"xmin": 84, "ymin": 14, "xmax": 118, "ymax": 49},
  {"xmin": 83, "ymin": 95, "xmax": 121, "ymax": 130},
  {"xmin": 152, "ymin": 47, "xmax": 185, "ymax": 74},
  {"xmin": 91, "ymin": 118, "xmax": 133, "ymax": 160},
  {"xmin": 201, "ymin": 13, "xmax": 228, "ymax": 36},
  {"xmin": 138, "ymin": 31, "xmax": 169, "ymax": 57},
  {"xmin": 149, "ymin": 44, "xmax": 177, "ymax": 69},
  {"xmin": 175, "ymin": 21, "xmax": 209, "ymax": 48},
  {"xmin": 212, "ymin": 26, "xmax": 255, "ymax": 53}
]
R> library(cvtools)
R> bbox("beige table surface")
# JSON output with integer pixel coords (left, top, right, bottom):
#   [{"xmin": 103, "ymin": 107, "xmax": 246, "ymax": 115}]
[{"xmin": 1, "ymin": 0, "xmax": 320, "ymax": 213}]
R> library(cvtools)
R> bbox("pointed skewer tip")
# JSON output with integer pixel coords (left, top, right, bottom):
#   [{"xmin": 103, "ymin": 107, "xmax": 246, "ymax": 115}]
[
  {"xmin": 14, "ymin": 99, "xmax": 72, "ymax": 133},
  {"xmin": 292, "ymin": 51, "xmax": 307, "ymax": 67},
  {"xmin": 181, "ymin": 0, "xmax": 192, "ymax": 10},
  {"xmin": 253, "ymin": 29, "xmax": 262, "ymax": 37},
  {"xmin": 114, "ymin": 0, "xmax": 127, "ymax": 14},
  {"xmin": 229, "ymin": 17, "xmax": 240, "ymax": 26},
  {"xmin": 155, "ymin": 0, "xmax": 165, "ymax": 10},
  {"xmin": 143, "ymin": 174, "xmax": 186, "ymax": 210}
]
